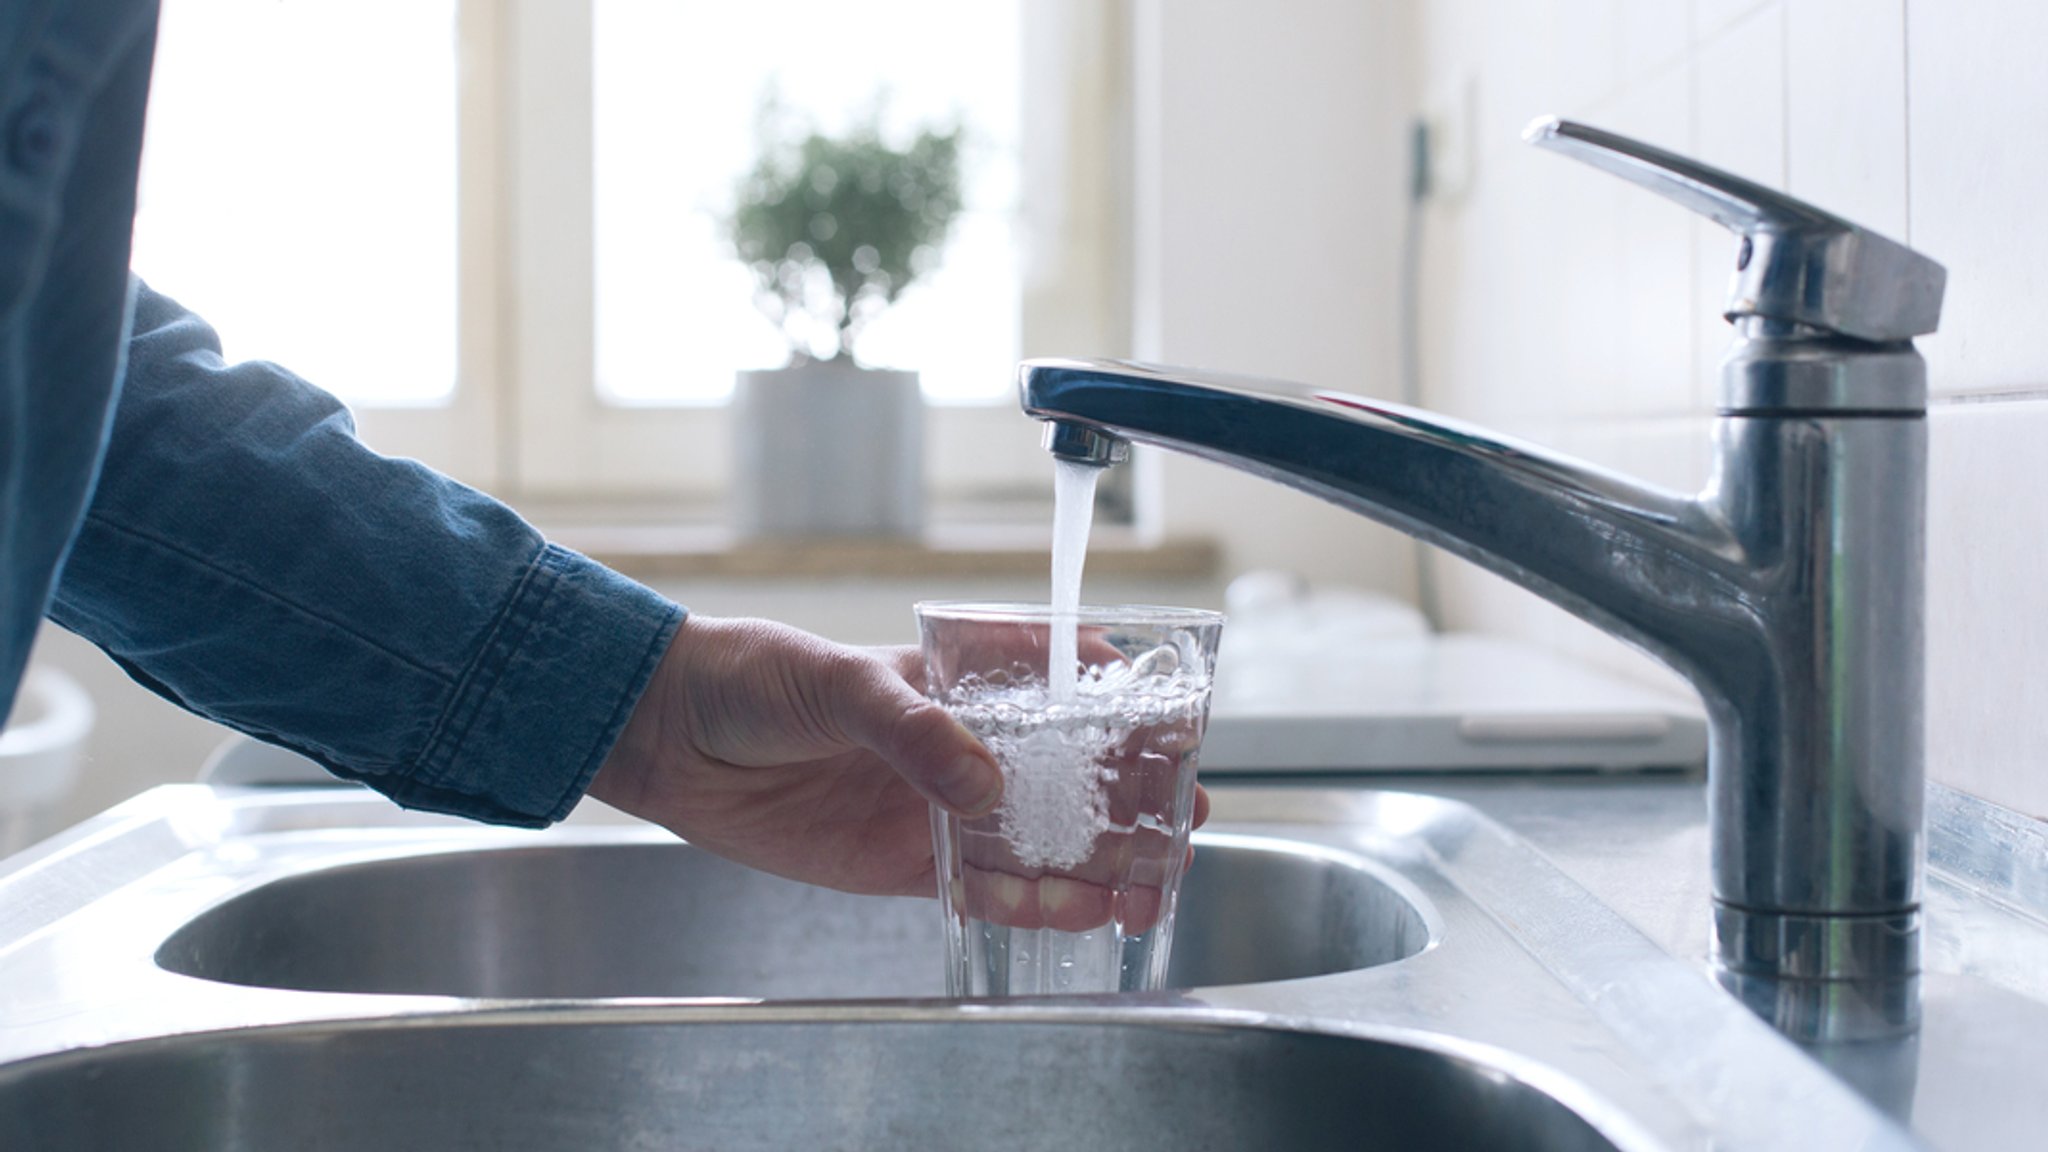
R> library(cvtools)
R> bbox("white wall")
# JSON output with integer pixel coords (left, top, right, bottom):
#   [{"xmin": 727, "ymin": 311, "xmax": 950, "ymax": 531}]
[
  {"xmin": 1413, "ymin": 0, "xmax": 2048, "ymax": 816},
  {"xmin": 1128, "ymin": 0, "xmax": 1423, "ymax": 596}
]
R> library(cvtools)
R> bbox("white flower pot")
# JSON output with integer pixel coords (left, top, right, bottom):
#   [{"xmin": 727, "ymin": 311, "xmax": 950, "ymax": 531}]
[{"xmin": 731, "ymin": 362, "xmax": 925, "ymax": 539}]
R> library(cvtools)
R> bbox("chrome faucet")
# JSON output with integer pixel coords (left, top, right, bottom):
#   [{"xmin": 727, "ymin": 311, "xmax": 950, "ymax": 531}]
[{"xmin": 1022, "ymin": 118, "xmax": 1945, "ymax": 1042}]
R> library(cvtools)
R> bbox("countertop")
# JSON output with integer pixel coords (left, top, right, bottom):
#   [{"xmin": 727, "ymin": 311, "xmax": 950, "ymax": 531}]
[{"xmin": 1232, "ymin": 771, "xmax": 2048, "ymax": 1150}]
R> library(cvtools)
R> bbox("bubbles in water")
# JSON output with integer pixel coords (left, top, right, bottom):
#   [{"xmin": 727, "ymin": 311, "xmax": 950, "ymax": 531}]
[
  {"xmin": 994, "ymin": 721, "xmax": 1113, "ymax": 868},
  {"xmin": 943, "ymin": 665, "xmax": 1210, "ymax": 870}
]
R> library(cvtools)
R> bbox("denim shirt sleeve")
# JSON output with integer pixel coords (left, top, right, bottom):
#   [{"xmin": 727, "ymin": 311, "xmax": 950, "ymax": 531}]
[{"xmin": 47, "ymin": 284, "xmax": 684, "ymax": 826}]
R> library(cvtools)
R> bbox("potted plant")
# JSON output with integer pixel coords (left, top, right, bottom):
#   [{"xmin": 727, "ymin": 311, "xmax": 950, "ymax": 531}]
[{"xmin": 723, "ymin": 96, "xmax": 965, "ymax": 539}]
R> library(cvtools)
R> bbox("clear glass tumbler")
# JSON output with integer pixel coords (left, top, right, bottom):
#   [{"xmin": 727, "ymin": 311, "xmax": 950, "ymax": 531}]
[{"xmin": 916, "ymin": 601, "xmax": 1225, "ymax": 996}]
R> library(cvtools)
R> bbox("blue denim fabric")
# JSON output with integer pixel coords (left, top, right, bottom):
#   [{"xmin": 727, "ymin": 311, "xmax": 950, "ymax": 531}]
[
  {"xmin": 4, "ymin": 2, "xmax": 684, "ymax": 826},
  {"xmin": 0, "ymin": 0, "xmax": 158, "ymax": 720}
]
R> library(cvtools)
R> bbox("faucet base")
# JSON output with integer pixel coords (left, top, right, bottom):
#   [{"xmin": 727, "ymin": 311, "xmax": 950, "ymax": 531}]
[
  {"xmin": 1713, "ymin": 905, "xmax": 1921, "ymax": 1041},
  {"xmin": 1715, "ymin": 968, "xmax": 1920, "ymax": 1043}
]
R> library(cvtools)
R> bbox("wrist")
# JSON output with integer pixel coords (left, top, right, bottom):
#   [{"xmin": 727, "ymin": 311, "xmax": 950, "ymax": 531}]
[{"xmin": 589, "ymin": 616, "xmax": 691, "ymax": 813}]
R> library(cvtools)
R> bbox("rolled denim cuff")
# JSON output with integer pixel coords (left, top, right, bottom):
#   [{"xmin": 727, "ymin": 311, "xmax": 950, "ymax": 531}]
[{"xmin": 394, "ymin": 545, "xmax": 682, "ymax": 826}]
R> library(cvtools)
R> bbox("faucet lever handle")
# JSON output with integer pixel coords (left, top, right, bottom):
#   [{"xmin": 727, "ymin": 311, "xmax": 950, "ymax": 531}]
[{"xmin": 1524, "ymin": 116, "xmax": 1945, "ymax": 343}]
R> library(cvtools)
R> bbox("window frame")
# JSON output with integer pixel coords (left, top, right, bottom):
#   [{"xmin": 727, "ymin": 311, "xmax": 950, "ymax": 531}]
[{"xmin": 354, "ymin": 0, "xmax": 1132, "ymax": 522}]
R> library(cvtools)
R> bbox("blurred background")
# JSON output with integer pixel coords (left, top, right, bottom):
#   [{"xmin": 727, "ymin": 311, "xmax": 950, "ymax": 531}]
[{"xmin": 15, "ymin": 0, "xmax": 2048, "ymax": 834}]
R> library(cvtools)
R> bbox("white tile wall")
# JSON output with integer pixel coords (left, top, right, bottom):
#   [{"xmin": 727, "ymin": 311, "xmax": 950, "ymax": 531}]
[
  {"xmin": 1418, "ymin": 0, "xmax": 2048, "ymax": 815},
  {"xmin": 1695, "ymin": 0, "xmax": 1775, "ymax": 41},
  {"xmin": 1693, "ymin": 4, "xmax": 1786, "ymax": 408},
  {"xmin": 1925, "ymin": 401, "xmax": 2048, "ymax": 816},
  {"xmin": 1785, "ymin": 0, "xmax": 1908, "ymax": 240},
  {"xmin": 1608, "ymin": 60, "xmax": 1696, "ymax": 417},
  {"xmin": 1551, "ymin": 0, "xmax": 1623, "ymax": 114},
  {"xmin": 1907, "ymin": 0, "xmax": 2048, "ymax": 397},
  {"xmin": 1620, "ymin": 1, "xmax": 1692, "ymax": 86}
]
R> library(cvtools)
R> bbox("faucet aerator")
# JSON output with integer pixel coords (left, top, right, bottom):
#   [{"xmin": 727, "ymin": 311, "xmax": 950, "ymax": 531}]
[{"xmin": 1041, "ymin": 420, "xmax": 1130, "ymax": 468}]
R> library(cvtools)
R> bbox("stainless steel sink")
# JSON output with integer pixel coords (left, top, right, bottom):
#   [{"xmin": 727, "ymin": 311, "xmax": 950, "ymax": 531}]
[
  {"xmin": 0, "ymin": 785, "xmax": 1919, "ymax": 1151},
  {"xmin": 155, "ymin": 836, "xmax": 1430, "ymax": 999},
  {"xmin": 0, "ymin": 1010, "xmax": 1619, "ymax": 1151}
]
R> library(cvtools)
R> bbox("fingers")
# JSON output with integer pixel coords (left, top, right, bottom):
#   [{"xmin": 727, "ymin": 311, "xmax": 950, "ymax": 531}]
[
  {"xmin": 878, "ymin": 644, "xmax": 926, "ymax": 691},
  {"xmin": 870, "ymin": 635, "xmax": 1205, "ymax": 937},
  {"xmin": 953, "ymin": 786, "xmax": 1185, "ymax": 934},
  {"xmin": 967, "ymin": 867, "xmax": 1112, "ymax": 932},
  {"xmin": 667, "ymin": 622, "xmax": 1003, "ymax": 818},
  {"xmin": 828, "ymin": 649, "xmax": 1003, "ymax": 818},
  {"xmin": 961, "ymin": 863, "xmax": 1169, "ymax": 934}
]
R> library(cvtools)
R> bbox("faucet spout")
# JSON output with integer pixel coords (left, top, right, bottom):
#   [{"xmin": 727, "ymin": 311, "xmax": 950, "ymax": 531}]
[{"xmin": 1025, "ymin": 360, "xmax": 1741, "ymax": 665}]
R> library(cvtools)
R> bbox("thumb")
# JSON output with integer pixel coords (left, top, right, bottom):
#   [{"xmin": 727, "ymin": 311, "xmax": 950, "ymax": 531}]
[{"xmin": 830, "ymin": 655, "xmax": 1004, "ymax": 818}]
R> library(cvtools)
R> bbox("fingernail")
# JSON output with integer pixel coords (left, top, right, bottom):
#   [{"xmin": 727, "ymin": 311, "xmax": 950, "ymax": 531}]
[
  {"xmin": 981, "ymin": 871, "xmax": 1041, "ymax": 929},
  {"xmin": 1041, "ymin": 876, "xmax": 1114, "ymax": 932},
  {"xmin": 986, "ymin": 871, "xmax": 1028, "ymax": 915},
  {"xmin": 940, "ymin": 754, "xmax": 1003, "ymax": 816},
  {"xmin": 1040, "ymin": 874, "xmax": 1081, "ymax": 918}
]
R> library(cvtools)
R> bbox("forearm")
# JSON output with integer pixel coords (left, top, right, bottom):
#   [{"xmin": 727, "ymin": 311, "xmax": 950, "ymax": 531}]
[{"xmin": 49, "ymin": 284, "xmax": 682, "ymax": 825}]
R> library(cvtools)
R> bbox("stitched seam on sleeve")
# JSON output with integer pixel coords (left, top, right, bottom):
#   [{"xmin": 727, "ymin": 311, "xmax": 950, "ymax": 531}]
[
  {"xmin": 410, "ymin": 543, "xmax": 561, "ymax": 788},
  {"xmin": 77, "ymin": 510, "xmax": 450, "ymax": 681}
]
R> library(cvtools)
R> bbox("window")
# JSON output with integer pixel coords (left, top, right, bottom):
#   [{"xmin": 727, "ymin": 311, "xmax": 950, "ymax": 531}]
[
  {"xmin": 130, "ymin": 1, "xmax": 1129, "ymax": 518},
  {"xmin": 134, "ymin": 0, "xmax": 459, "ymax": 407},
  {"xmin": 592, "ymin": 0, "xmax": 1022, "ymax": 405}
]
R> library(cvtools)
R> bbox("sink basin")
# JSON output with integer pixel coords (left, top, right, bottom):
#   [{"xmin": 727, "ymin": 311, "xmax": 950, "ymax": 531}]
[
  {"xmin": 0, "ymin": 785, "xmax": 1921, "ymax": 1151},
  {"xmin": 155, "ymin": 835, "xmax": 1431, "ymax": 999},
  {"xmin": 0, "ymin": 1011, "xmax": 1620, "ymax": 1151}
]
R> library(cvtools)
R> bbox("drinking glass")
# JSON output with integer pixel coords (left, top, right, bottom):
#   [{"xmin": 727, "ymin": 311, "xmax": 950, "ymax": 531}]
[{"xmin": 916, "ymin": 601, "xmax": 1224, "ymax": 996}]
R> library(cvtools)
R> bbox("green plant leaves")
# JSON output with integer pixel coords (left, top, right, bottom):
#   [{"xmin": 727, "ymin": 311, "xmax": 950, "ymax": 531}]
[{"xmin": 726, "ymin": 97, "xmax": 965, "ymax": 365}]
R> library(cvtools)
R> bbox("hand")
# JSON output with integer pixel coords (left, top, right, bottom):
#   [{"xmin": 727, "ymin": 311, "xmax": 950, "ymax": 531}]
[
  {"xmin": 588, "ymin": 615, "xmax": 1006, "ymax": 897},
  {"xmin": 588, "ymin": 613, "xmax": 1212, "ymax": 909}
]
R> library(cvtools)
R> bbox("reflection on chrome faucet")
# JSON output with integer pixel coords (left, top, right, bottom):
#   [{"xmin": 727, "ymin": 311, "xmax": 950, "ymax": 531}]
[{"xmin": 1023, "ymin": 117, "xmax": 1946, "ymax": 1043}]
